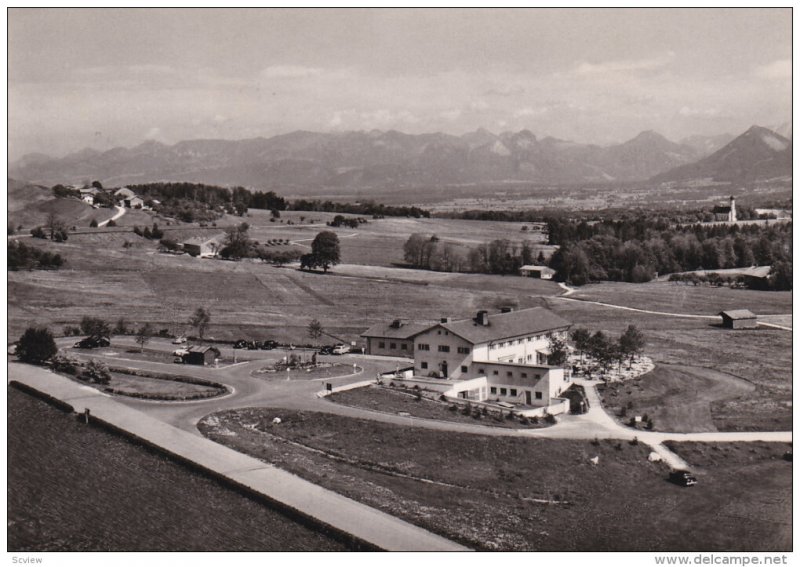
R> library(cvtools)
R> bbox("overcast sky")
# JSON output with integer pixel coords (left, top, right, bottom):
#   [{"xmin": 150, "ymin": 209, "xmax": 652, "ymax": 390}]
[{"xmin": 8, "ymin": 8, "xmax": 792, "ymax": 160}]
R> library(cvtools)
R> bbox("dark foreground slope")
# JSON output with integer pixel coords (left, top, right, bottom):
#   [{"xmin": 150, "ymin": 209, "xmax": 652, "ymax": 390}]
[{"xmin": 7, "ymin": 387, "xmax": 347, "ymax": 552}]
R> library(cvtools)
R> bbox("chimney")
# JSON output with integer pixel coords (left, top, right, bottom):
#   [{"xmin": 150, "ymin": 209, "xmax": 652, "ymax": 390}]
[
  {"xmin": 500, "ymin": 307, "xmax": 513, "ymax": 313},
  {"xmin": 476, "ymin": 310, "xmax": 489, "ymax": 326},
  {"xmin": 440, "ymin": 317, "xmax": 452, "ymax": 324}
]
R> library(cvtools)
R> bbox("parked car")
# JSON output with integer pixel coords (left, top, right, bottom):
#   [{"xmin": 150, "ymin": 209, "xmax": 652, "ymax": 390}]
[
  {"xmin": 319, "ymin": 345, "xmax": 334, "ymax": 355},
  {"xmin": 74, "ymin": 336, "xmax": 111, "ymax": 349},
  {"xmin": 260, "ymin": 340, "xmax": 278, "ymax": 350},
  {"xmin": 172, "ymin": 336, "xmax": 187, "ymax": 344},
  {"xmin": 246, "ymin": 341, "xmax": 261, "ymax": 350},
  {"xmin": 173, "ymin": 356, "xmax": 185, "ymax": 364},
  {"xmin": 172, "ymin": 348, "xmax": 189, "ymax": 357},
  {"xmin": 332, "ymin": 344, "xmax": 350, "ymax": 355},
  {"xmin": 668, "ymin": 470, "xmax": 697, "ymax": 487},
  {"xmin": 233, "ymin": 340, "xmax": 249, "ymax": 349}
]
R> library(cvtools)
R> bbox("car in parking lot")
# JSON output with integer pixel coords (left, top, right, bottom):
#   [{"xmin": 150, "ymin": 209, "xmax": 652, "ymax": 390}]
[
  {"xmin": 319, "ymin": 345, "xmax": 334, "ymax": 355},
  {"xmin": 73, "ymin": 336, "xmax": 111, "ymax": 349},
  {"xmin": 172, "ymin": 336, "xmax": 187, "ymax": 344},
  {"xmin": 172, "ymin": 348, "xmax": 189, "ymax": 357},
  {"xmin": 668, "ymin": 470, "xmax": 698, "ymax": 487},
  {"xmin": 332, "ymin": 344, "xmax": 350, "ymax": 355}
]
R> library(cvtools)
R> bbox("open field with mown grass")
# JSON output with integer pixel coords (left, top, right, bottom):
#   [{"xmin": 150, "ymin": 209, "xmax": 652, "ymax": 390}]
[
  {"xmin": 7, "ymin": 387, "xmax": 347, "ymax": 551},
  {"xmin": 9, "ymin": 212, "xmax": 790, "ymax": 431},
  {"xmin": 200, "ymin": 408, "xmax": 791, "ymax": 551},
  {"xmin": 543, "ymin": 294, "xmax": 792, "ymax": 432}
]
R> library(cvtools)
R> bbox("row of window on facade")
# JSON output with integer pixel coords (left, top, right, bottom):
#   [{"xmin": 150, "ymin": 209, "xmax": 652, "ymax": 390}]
[
  {"xmin": 490, "ymin": 334, "xmax": 553, "ymax": 349},
  {"xmin": 416, "ymin": 362, "xmax": 542, "ymax": 381},
  {"xmin": 417, "ymin": 344, "xmax": 471, "ymax": 354},
  {"xmin": 490, "ymin": 386, "xmax": 543, "ymax": 400},
  {"xmin": 377, "ymin": 341, "xmax": 409, "ymax": 350}
]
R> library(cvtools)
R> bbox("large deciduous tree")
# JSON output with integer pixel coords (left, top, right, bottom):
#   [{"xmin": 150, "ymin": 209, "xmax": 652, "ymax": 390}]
[
  {"xmin": 16, "ymin": 327, "xmax": 58, "ymax": 365},
  {"xmin": 310, "ymin": 231, "xmax": 340, "ymax": 273}
]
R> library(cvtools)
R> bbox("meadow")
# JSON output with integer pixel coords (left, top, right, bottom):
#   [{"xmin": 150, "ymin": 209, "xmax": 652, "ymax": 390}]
[
  {"xmin": 7, "ymin": 387, "xmax": 347, "ymax": 551},
  {"xmin": 200, "ymin": 408, "xmax": 792, "ymax": 552}
]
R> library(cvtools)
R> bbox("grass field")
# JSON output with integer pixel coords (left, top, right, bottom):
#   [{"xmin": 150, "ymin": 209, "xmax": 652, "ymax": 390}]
[
  {"xmin": 106, "ymin": 371, "xmax": 223, "ymax": 399},
  {"xmin": 200, "ymin": 408, "xmax": 792, "ymax": 551},
  {"xmin": 7, "ymin": 388, "xmax": 347, "ymax": 551},
  {"xmin": 8, "ymin": 214, "xmax": 791, "ymax": 431},
  {"xmin": 541, "ymin": 292, "xmax": 792, "ymax": 432},
  {"xmin": 598, "ymin": 364, "xmax": 756, "ymax": 432}
]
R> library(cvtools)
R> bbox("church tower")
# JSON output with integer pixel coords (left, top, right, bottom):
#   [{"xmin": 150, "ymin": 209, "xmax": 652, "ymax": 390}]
[{"xmin": 729, "ymin": 196, "xmax": 736, "ymax": 222}]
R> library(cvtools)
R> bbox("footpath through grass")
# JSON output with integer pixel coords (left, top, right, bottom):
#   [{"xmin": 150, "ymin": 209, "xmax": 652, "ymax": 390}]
[
  {"xmin": 200, "ymin": 408, "xmax": 791, "ymax": 551},
  {"xmin": 7, "ymin": 388, "xmax": 347, "ymax": 551}
]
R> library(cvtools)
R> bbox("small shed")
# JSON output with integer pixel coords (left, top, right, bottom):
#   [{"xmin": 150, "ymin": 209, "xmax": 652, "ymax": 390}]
[
  {"xmin": 519, "ymin": 265, "xmax": 556, "ymax": 279},
  {"xmin": 719, "ymin": 310, "xmax": 758, "ymax": 330},
  {"xmin": 183, "ymin": 345, "xmax": 220, "ymax": 365}
]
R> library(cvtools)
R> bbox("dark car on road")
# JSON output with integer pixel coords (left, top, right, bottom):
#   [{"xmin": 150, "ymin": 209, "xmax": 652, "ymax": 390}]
[
  {"xmin": 74, "ymin": 336, "xmax": 111, "ymax": 349},
  {"xmin": 668, "ymin": 470, "xmax": 698, "ymax": 487},
  {"xmin": 233, "ymin": 340, "xmax": 249, "ymax": 349},
  {"xmin": 260, "ymin": 340, "xmax": 278, "ymax": 350},
  {"xmin": 318, "ymin": 345, "xmax": 334, "ymax": 355}
]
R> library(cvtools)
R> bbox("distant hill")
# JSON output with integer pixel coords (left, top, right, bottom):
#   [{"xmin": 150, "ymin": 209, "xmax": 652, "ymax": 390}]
[
  {"xmin": 9, "ymin": 128, "xmax": 704, "ymax": 189},
  {"xmin": 652, "ymin": 126, "xmax": 792, "ymax": 183}
]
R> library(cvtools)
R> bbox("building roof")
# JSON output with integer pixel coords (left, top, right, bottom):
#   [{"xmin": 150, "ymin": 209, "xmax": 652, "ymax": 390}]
[
  {"xmin": 361, "ymin": 321, "xmax": 434, "ymax": 340},
  {"xmin": 441, "ymin": 307, "xmax": 571, "ymax": 344},
  {"xmin": 187, "ymin": 345, "xmax": 220, "ymax": 354},
  {"xmin": 520, "ymin": 265, "xmax": 555, "ymax": 273},
  {"xmin": 182, "ymin": 234, "xmax": 225, "ymax": 246},
  {"xmin": 115, "ymin": 187, "xmax": 136, "ymax": 198},
  {"xmin": 719, "ymin": 309, "xmax": 757, "ymax": 320}
]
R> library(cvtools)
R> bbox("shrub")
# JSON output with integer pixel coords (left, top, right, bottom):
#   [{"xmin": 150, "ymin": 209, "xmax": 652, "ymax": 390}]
[
  {"xmin": 544, "ymin": 412, "xmax": 557, "ymax": 424},
  {"xmin": 449, "ymin": 404, "xmax": 458, "ymax": 412},
  {"xmin": 16, "ymin": 327, "xmax": 58, "ymax": 365},
  {"xmin": 591, "ymin": 437, "xmax": 600, "ymax": 446},
  {"xmin": 89, "ymin": 218, "xmax": 98, "ymax": 228},
  {"xmin": 107, "ymin": 219, "xmax": 117, "ymax": 227},
  {"xmin": 629, "ymin": 436, "xmax": 639, "ymax": 446},
  {"xmin": 51, "ymin": 355, "xmax": 79, "ymax": 376},
  {"xmin": 80, "ymin": 359, "xmax": 111, "ymax": 384},
  {"xmin": 519, "ymin": 416, "xmax": 530, "ymax": 425},
  {"xmin": 461, "ymin": 403, "xmax": 472, "ymax": 416},
  {"xmin": 506, "ymin": 411, "xmax": 515, "ymax": 421}
]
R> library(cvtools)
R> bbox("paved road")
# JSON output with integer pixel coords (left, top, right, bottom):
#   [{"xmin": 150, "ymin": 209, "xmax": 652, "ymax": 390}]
[{"xmin": 50, "ymin": 338, "xmax": 792, "ymax": 470}]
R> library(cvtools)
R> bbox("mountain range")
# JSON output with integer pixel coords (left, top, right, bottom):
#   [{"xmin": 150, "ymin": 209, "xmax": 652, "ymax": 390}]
[{"xmin": 9, "ymin": 125, "xmax": 791, "ymax": 189}]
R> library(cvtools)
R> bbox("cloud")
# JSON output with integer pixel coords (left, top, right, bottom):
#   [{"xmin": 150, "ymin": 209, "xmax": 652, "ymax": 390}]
[
  {"xmin": 261, "ymin": 65, "xmax": 322, "ymax": 79},
  {"xmin": 755, "ymin": 59, "xmax": 791, "ymax": 80},
  {"xmin": 574, "ymin": 51, "xmax": 675, "ymax": 76},
  {"xmin": 144, "ymin": 126, "xmax": 162, "ymax": 139},
  {"xmin": 514, "ymin": 106, "xmax": 548, "ymax": 118},
  {"xmin": 440, "ymin": 108, "xmax": 462, "ymax": 121}
]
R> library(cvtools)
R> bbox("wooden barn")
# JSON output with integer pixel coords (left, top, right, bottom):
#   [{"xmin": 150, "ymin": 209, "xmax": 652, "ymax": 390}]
[{"xmin": 719, "ymin": 310, "xmax": 758, "ymax": 330}]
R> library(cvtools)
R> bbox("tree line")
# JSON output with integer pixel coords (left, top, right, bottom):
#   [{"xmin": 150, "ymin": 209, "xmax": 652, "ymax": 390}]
[
  {"xmin": 8, "ymin": 241, "xmax": 65, "ymax": 270},
  {"xmin": 403, "ymin": 233, "xmax": 545, "ymax": 274},
  {"xmin": 547, "ymin": 217, "xmax": 792, "ymax": 286}
]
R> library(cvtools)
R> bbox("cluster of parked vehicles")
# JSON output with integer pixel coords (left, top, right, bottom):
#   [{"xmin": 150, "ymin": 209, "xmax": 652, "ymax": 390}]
[{"xmin": 232, "ymin": 339, "xmax": 279, "ymax": 350}]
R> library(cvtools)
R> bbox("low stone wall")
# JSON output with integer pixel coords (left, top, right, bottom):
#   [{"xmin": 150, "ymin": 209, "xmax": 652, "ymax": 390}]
[{"xmin": 317, "ymin": 379, "xmax": 375, "ymax": 398}]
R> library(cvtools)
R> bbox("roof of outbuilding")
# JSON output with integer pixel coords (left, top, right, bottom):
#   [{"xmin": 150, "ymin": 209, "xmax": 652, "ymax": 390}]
[
  {"xmin": 520, "ymin": 265, "xmax": 555, "ymax": 272},
  {"xmin": 719, "ymin": 309, "xmax": 757, "ymax": 320},
  {"xmin": 361, "ymin": 321, "xmax": 435, "ymax": 340},
  {"xmin": 187, "ymin": 345, "xmax": 220, "ymax": 354},
  {"xmin": 440, "ymin": 307, "xmax": 571, "ymax": 344}
]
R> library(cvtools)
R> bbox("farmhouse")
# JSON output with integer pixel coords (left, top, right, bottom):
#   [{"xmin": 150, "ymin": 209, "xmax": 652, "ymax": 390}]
[
  {"xmin": 519, "ymin": 265, "xmax": 555, "ymax": 279},
  {"xmin": 182, "ymin": 345, "xmax": 220, "ymax": 365},
  {"xmin": 361, "ymin": 319, "xmax": 432, "ymax": 357},
  {"xmin": 720, "ymin": 309, "xmax": 758, "ymax": 330},
  {"xmin": 114, "ymin": 187, "xmax": 136, "ymax": 200},
  {"xmin": 182, "ymin": 234, "xmax": 224, "ymax": 257},
  {"xmin": 712, "ymin": 196, "xmax": 737, "ymax": 222},
  {"xmin": 125, "ymin": 196, "xmax": 144, "ymax": 209}
]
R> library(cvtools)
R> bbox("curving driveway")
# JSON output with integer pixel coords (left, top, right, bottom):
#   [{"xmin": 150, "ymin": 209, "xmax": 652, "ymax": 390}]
[{"xmin": 48, "ymin": 336, "xmax": 791, "ymax": 470}]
